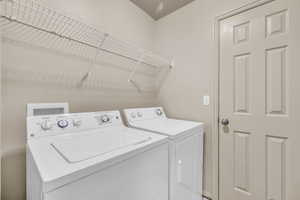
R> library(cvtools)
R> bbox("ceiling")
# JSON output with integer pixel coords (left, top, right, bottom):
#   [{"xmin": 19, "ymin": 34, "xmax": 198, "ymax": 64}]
[{"xmin": 130, "ymin": 0, "xmax": 196, "ymax": 20}]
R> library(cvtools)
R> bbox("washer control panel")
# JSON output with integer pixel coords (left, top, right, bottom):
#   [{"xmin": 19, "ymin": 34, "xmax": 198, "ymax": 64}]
[
  {"xmin": 124, "ymin": 107, "xmax": 166, "ymax": 123},
  {"xmin": 27, "ymin": 111, "xmax": 122, "ymax": 139}
]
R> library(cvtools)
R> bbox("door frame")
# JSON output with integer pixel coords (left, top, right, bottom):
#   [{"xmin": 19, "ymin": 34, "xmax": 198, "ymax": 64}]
[
  {"xmin": 210, "ymin": 0, "xmax": 277, "ymax": 199},
  {"xmin": 0, "ymin": 29, "xmax": 2, "ymax": 198}
]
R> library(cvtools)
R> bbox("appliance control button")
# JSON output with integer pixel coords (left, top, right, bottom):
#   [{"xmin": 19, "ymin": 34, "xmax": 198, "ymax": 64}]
[
  {"xmin": 57, "ymin": 120, "xmax": 69, "ymax": 129},
  {"xmin": 40, "ymin": 120, "xmax": 53, "ymax": 131},
  {"xmin": 101, "ymin": 115, "xmax": 110, "ymax": 123},
  {"xmin": 131, "ymin": 112, "xmax": 137, "ymax": 118},
  {"xmin": 156, "ymin": 109, "xmax": 163, "ymax": 116},
  {"xmin": 137, "ymin": 112, "xmax": 143, "ymax": 117},
  {"xmin": 72, "ymin": 119, "xmax": 82, "ymax": 128}
]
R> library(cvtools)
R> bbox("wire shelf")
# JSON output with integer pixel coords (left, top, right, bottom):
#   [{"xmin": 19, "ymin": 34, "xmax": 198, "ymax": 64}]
[{"xmin": 0, "ymin": 0, "xmax": 173, "ymax": 69}]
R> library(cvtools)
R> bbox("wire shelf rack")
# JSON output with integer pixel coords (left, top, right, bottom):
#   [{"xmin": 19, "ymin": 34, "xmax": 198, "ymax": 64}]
[{"xmin": 0, "ymin": 0, "xmax": 173, "ymax": 69}]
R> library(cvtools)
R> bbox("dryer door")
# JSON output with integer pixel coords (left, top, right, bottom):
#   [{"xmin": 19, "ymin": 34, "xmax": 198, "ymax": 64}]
[{"xmin": 174, "ymin": 133, "xmax": 203, "ymax": 200}]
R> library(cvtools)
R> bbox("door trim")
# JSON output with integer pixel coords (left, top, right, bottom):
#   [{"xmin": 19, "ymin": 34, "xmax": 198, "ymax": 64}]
[{"xmin": 210, "ymin": 0, "xmax": 277, "ymax": 199}]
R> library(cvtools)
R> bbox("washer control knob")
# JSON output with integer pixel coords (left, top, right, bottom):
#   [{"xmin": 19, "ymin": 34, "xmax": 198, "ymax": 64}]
[
  {"xmin": 101, "ymin": 115, "xmax": 110, "ymax": 123},
  {"xmin": 72, "ymin": 119, "xmax": 82, "ymax": 128},
  {"xmin": 40, "ymin": 120, "xmax": 53, "ymax": 131},
  {"xmin": 57, "ymin": 120, "xmax": 69, "ymax": 129},
  {"xmin": 131, "ymin": 112, "xmax": 137, "ymax": 118},
  {"xmin": 137, "ymin": 112, "xmax": 143, "ymax": 117},
  {"xmin": 156, "ymin": 109, "xmax": 163, "ymax": 116}
]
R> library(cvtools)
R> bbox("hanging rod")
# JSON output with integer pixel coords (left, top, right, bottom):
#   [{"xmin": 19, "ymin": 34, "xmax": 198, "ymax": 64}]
[{"xmin": 1, "ymin": 15, "xmax": 169, "ymax": 69}]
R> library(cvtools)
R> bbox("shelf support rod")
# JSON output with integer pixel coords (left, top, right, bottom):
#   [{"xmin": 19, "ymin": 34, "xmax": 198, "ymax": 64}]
[
  {"xmin": 128, "ymin": 52, "xmax": 145, "ymax": 93},
  {"xmin": 79, "ymin": 33, "xmax": 109, "ymax": 85}
]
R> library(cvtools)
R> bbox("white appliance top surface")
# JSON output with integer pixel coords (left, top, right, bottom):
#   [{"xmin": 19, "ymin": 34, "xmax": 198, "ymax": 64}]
[
  {"xmin": 124, "ymin": 107, "xmax": 204, "ymax": 137},
  {"xmin": 27, "ymin": 111, "xmax": 168, "ymax": 185},
  {"xmin": 51, "ymin": 129, "xmax": 152, "ymax": 163},
  {"xmin": 28, "ymin": 127, "xmax": 167, "ymax": 183},
  {"xmin": 130, "ymin": 118, "xmax": 203, "ymax": 137}
]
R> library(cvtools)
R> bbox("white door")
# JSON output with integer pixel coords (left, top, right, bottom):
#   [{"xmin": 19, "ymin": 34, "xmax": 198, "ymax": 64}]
[{"xmin": 219, "ymin": 0, "xmax": 300, "ymax": 200}]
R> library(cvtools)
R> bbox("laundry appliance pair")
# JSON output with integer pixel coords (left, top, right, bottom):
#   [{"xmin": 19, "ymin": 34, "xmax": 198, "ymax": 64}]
[{"xmin": 27, "ymin": 107, "xmax": 204, "ymax": 200}]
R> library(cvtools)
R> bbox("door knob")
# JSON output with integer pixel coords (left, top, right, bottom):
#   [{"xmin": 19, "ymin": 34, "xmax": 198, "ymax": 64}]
[{"xmin": 221, "ymin": 118, "xmax": 229, "ymax": 126}]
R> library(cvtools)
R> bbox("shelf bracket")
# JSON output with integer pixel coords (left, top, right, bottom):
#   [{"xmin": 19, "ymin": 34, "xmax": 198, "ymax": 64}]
[
  {"xmin": 128, "ymin": 52, "xmax": 145, "ymax": 93},
  {"xmin": 170, "ymin": 58, "xmax": 175, "ymax": 69},
  {"xmin": 79, "ymin": 33, "xmax": 109, "ymax": 84}
]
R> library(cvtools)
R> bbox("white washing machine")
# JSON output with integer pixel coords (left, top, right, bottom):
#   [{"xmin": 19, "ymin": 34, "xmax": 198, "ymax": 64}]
[
  {"xmin": 124, "ymin": 107, "xmax": 204, "ymax": 200},
  {"xmin": 26, "ymin": 111, "xmax": 169, "ymax": 200}
]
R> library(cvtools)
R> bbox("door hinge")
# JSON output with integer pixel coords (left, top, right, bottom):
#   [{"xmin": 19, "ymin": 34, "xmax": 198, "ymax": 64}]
[{"xmin": 202, "ymin": 194, "xmax": 213, "ymax": 200}]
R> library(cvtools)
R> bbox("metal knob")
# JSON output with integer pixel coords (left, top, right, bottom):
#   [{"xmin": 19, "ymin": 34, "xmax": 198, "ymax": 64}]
[
  {"xmin": 40, "ymin": 120, "xmax": 53, "ymax": 131},
  {"xmin": 221, "ymin": 118, "xmax": 229, "ymax": 126},
  {"xmin": 137, "ymin": 112, "xmax": 143, "ymax": 117},
  {"xmin": 72, "ymin": 119, "xmax": 82, "ymax": 128},
  {"xmin": 130, "ymin": 112, "xmax": 136, "ymax": 118},
  {"xmin": 57, "ymin": 120, "xmax": 69, "ymax": 129},
  {"xmin": 156, "ymin": 109, "xmax": 163, "ymax": 116},
  {"xmin": 101, "ymin": 115, "xmax": 110, "ymax": 123}
]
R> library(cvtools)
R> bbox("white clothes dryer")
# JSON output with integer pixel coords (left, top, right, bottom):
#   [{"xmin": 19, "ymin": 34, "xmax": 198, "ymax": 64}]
[{"xmin": 124, "ymin": 107, "xmax": 204, "ymax": 200}]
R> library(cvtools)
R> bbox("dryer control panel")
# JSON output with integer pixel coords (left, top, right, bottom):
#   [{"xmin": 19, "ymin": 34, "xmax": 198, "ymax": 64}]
[
  {"xmin": 123, "ymin": 107, "xmax": 166, "ymax": 123},
  {"xmin": 27, "ymin": 111, "xmax": 123, "ymax": 139}
]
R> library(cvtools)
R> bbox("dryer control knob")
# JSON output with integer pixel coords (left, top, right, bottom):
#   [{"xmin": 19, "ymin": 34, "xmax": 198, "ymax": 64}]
[
  {"xmin": 101, "ymin": 115, "xmax": 110, "ymax": 123},
  {"xmin": 156, "ymin": 109, "xmax": 163, "ymax": 116},
  {"xmin": 40, "ymin": 120, "xmax": 53, "ymax": 131},
  {"xmin": 57, "ymin": 120, "xmax": 69, "ymax": 129},
  {"xmin": 137, "ymin": 112, "xmax": 143, "ymax": 117},
  {"xmin": 131, "ymin": 112, "xmax": 137, "ymax": 118}
]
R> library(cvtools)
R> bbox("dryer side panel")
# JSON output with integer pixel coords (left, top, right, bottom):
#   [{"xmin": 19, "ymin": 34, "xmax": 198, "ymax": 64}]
[{"xmin": 173, "ymin": 132, "xmax": 204, "ymax": 200}]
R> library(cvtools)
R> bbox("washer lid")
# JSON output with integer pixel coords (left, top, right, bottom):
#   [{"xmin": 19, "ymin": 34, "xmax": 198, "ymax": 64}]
[
  {"xmin": 51, "ymin": 131, "xmax": 151, "ymax": 163},
  {"xmin": 129, "ymin": 118, "xmax": 203, "ymax": 137},
  {"xmin": 27, "ymin": 127, "xmax": 168, "ymax": 188}
]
